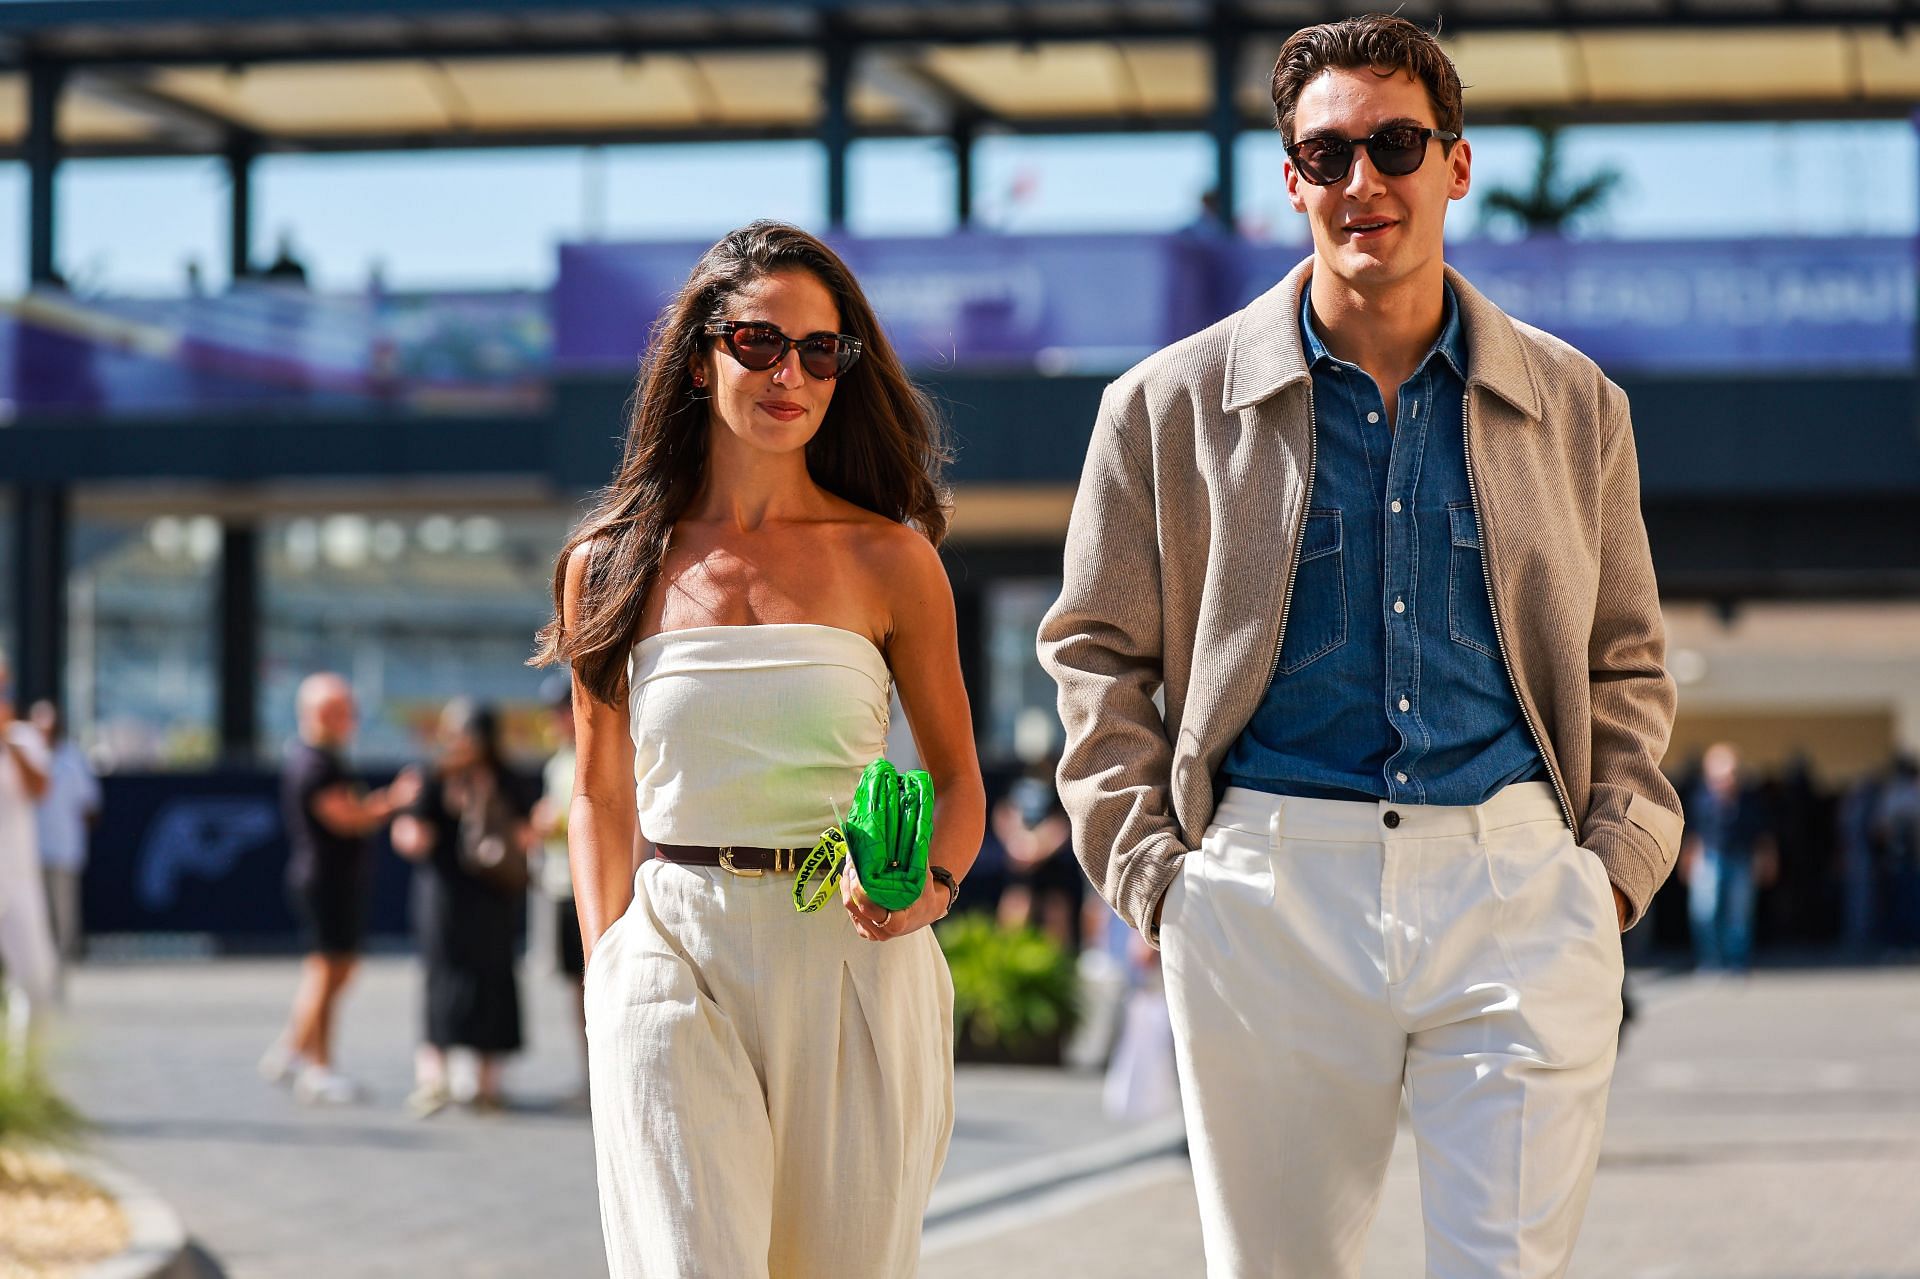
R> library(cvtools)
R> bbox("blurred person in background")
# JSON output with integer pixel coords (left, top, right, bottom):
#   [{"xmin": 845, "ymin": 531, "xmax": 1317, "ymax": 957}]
[
  {"xmin": 1680, "ymin": 742, "xmax": 1777, "ymax": 974},
  {"xmin": 261, "ymin": 672, "xmax": 421, "ymax": 1104},
  {"xmin": 992, "ymin": 763, "xmax": 1088, "ymax": 952},
  {"xmin": 534, "ymin": 220, "xmax": 984, "ymax": 1278},
  {"xmin": 0, "ymin": 650, "xmax": 57, "ymax": 1073},
  {"xmin": 1040, "ymin": 17, "xmax": 1682, "ymax": 1274},
  {"xmin": 1837, "ymin": 767, "xmax": 1886, "ymax": 957},
  {"xmin": 30, "ymin": 700, "xmax": 101, "ymax": 993},
  {"xmin": 392, "ymin": 698, "xmax": 534, "ymax": 1117},
  {"xmin": 1874, "ymin": 755, "xmax": 1920, "ymax": 956},
  {"xmin": 530, "ymin": 672, "xmax": 587, "ymax": 1101}
]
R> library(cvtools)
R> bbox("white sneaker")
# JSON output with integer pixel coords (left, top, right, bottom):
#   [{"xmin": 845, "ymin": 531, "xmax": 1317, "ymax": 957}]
[
  {"xmin": 294, "ymin": 1066, "xmax": 362, "ymax": 1106},
  {"xmin": 258, "ymin": 1043, "xmax": 304, "ymax": 1085}
]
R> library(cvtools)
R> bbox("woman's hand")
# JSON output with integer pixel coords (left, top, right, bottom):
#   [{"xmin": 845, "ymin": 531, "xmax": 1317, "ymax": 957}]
[{"xmin": 843, "ymin": 869, "xmax": 952, "ymax": 942}]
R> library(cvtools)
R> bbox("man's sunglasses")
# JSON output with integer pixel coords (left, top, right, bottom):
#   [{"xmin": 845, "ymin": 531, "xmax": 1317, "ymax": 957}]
[
  {"xmin": 703, "ymin": 320, "xmax": 863, "ymax": 380},
  {"xmin": 1285, "ymin": 125, "xmax": 1459, "ymax": 187}
]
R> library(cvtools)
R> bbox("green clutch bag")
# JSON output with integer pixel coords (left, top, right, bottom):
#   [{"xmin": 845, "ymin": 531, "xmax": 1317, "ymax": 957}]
[
  {"xmin": 792, "ymin": 758, "xmax": 935, "ymax": 915},
  {"xmin": 845, "ymin": 758, "xmax": 934, "ymax": 912}
]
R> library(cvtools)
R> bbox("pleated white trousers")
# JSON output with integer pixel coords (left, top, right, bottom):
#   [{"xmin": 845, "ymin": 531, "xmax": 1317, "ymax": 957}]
[
  {"xmin": 586, "ymin": 858, "xmax": 955, "ymax": 1279},
  {"xmin": 1161, "ymin": 782, "xmax": 1623, "ymax": 1279}
]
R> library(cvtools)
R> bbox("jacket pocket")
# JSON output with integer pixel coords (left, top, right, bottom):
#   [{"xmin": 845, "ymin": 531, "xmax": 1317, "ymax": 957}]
[
  {"xmin": 1447, "ymin": 502, "xmax": 1500, "ymax": 658},
  {"xmin": 1276, "ymin": 509, "xmax": 1347, "ymax": 675}
]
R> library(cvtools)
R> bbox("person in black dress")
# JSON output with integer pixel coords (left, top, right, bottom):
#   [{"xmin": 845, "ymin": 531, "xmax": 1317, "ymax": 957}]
[{"xmin": 392, "ymin": 699, "xmax": 534, "ymax": 1116}]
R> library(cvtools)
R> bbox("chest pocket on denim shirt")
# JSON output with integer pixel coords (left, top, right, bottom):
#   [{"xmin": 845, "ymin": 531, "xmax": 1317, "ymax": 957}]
[
  {"xmin": 1447, "ymin": 502, "xmax": 1499, "ymax": 658},
  {"xmin": 1277, "ymin": 509, "xmax": 1347, "ymax": 675}
]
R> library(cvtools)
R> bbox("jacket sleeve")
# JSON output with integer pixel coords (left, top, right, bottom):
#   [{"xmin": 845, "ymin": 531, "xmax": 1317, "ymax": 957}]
[
  {"xmin": 1037, "ymin": 383, "xmax": 1188, "ymax": 941},
  {"xmin": 1581, "ymin": 379, "xmax": 1685, "ymax": 928}
]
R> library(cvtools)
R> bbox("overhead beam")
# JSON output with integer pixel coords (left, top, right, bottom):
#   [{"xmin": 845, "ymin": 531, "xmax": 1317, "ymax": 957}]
[
  {"xmin": 7, "ymin": 7, "xmax": 1919, "ymax": 72},
  {"xmin": 4, "ymin": 96, "xmax": 1914, "ymax": 166},
  {"xmin": 68, "ymin": 66, "xmax": 243, "ymax": 151}
]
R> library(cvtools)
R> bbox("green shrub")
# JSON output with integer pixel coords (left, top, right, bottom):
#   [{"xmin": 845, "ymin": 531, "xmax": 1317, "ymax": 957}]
[
  {"xmin": 937, "ymin": 915, "xmax": 1080, "ymax": 1056},
  {"xmin": 0, "ymin": 1026, "xmax": 86, "ymax": 1150}
]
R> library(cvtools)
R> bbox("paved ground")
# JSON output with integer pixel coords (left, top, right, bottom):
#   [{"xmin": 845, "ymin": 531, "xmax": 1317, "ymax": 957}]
[
  {"xmin": 923, "ymin": 967, "xmax": 1920, "ymax": 1278},
  {"xmin": 51, "ymin": 948, "xmax": 1157, "ymax": 1278},
  {"xmin": 48, "ymin": 958, "xmax": 1920, "ymax": 1277}
]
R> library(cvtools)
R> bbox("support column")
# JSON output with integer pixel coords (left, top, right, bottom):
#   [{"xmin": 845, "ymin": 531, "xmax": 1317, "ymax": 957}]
[
  {"xmin": 25, "ymin": 60, "xmax": 67, "ymax": 285},
  {"xmin": 1208, "ymin": 7, "xmax": 1243, "ymax": 231},
  {"xmin": 953, "ymin": 116, "xmax": 977, "ymax": 228},
  {"xmin": 227, "ymin": 133, "xmax": 257, "ymax": 281},
  {"xmin": 822, "ymin": 33, "xmax": 853, "ymax": 231},
  {"xmin": 217, "ymin": 522, "xmax": 261, "ymax": 764},
  {"xmin": 10, "ymin": 486, "xmax": 69, "ymax": 708}
]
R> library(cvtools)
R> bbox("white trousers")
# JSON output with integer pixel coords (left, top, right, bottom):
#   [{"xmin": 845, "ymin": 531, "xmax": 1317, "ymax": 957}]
[
  {"xmin": 1161, "ymin": 782, "xmax": 1622, "ymax": 1279},
  {"xmin": 1, "ymin": 858, "xmax": 60, "ymax": 1057},
  {"xmin": 586, "ymin": 859, "xmax": 955, "ymax": 1279}
]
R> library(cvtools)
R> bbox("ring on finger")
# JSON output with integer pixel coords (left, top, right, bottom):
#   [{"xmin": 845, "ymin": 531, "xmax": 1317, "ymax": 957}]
[{"xmin": 876, "ymin": 907, "xmax": 892, "ymax": 931}]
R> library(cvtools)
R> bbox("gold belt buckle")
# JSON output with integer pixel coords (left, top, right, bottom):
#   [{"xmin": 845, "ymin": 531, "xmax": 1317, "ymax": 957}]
[{"xmin": 717, "ymin": 847, "xmax": 762, "ymax": 878}]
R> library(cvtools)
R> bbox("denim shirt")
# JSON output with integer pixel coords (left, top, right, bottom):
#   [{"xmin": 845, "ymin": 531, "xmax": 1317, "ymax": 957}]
[{"xmin": 1219, "ymin": 284, "xmax": 1544, "ymax": 805}]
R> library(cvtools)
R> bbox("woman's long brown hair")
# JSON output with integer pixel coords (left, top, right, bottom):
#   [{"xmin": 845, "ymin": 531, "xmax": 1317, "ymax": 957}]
[{"xmin": 530, "ymin": 220, "xmax": 952, "ymax": 706}]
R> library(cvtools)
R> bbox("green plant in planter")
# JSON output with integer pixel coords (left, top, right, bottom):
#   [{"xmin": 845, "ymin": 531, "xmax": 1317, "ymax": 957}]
[
  {"xmin": 937, "ymin": 915, "xmax": 1080, "ymax": 1059},
  {"xmin": 0, "ymin": 1014, "xmax": 86, "ymax": 1150}
]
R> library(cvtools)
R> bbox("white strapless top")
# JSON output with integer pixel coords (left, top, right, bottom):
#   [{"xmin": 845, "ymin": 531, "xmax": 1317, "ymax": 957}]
[{"xmin": 627, "ymin": 623, "xmax": 892, "ymax": 848}]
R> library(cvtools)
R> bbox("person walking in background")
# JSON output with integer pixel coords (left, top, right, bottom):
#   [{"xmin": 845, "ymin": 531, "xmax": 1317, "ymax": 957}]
[
  {"xmin": 261, "ymin": 673, "xmax": 421, "ymax": 1105},
  {"xmin": 993, "ymin": 764, "xmax": 1088, "ymax": 953},
  {"xmin": 30, "ymin": 700, "xmax": 101, "ymax": 993},
  {"xmin": 530, "ymin": 673, "xmax": 587, "ymax": 1102},
  {"xmin": 1040, "ymin": 17, "xmax": 1683, "ymax": 1275},
  {"xmin": 1680, "ymin": 742, "xmax": 1777, "ymax": 973},
  {"xmin": 0, "ymin": 651, "xmax": 57, "ymax": 1073},
  {"xmin": 391, "ymin": 698, "xmax": 534, "ymax": 1117},
  {"xmin": 533, "ymin": 220, "xmax": 985, "ymax": 1278}
]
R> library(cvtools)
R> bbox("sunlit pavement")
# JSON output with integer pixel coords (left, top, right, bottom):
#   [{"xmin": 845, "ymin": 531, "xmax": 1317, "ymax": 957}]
[
  {"xmin": 54, "ymin": 947, "xmax": 1158, "ymax": 1278},
  {"xmin": 923, "ymin": 967, "xmax": 1920, "ymax": 1278}
]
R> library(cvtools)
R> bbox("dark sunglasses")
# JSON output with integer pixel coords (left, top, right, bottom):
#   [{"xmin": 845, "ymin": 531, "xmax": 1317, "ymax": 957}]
[
  {"xmin": 1286, "ymin": 124, "xmax": 1459, "ymax": 186},
  {"xmin": 703, "ymin": 320, "xmax": 863, "ymax": 380}
]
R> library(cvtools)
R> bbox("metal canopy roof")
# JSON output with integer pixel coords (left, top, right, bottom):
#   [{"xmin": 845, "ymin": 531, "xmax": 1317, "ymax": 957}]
[{"xmin": 0, "ymin": 1, "xmax": 1914, "ymax": 157}]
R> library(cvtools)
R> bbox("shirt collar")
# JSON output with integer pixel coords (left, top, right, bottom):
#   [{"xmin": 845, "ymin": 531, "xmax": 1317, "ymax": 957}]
[{"xmin": 1298, "ymin": 282, "xmax": 1466, "ymax": 381}]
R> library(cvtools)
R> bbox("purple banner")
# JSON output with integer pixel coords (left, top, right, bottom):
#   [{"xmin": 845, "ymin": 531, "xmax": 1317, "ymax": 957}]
[
  {"xmin": 565, "ymin": 232, "xmax": 1916, "ymax": 379},
  {"xmin": 0, "ymin": 284, "xmax": 549, "ymax": 420},
  {"xmin": 555, "ymin": 231, "xmax": 1230, "ymax": 375},
  {"xmin": 1244, "ymin": 237, "xmax": 1915, "ymax": 374}
]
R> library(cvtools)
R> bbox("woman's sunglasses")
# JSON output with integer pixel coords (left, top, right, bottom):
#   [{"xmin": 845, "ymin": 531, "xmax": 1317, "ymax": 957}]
[
  {"xmin": 703, "ymin": 320, "xmax": 864, "ymax": 380},
  {"xmin": 1285, "ymin": 125, "xmax": 1459, "ymax": 187}
]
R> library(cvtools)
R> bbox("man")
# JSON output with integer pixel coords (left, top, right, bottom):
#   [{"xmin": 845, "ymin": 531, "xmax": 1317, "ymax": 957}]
[
  {"xmin": 30, "ymin": 700, "xmax": 102, "ymax": 989},
  {"xmin": 0, "ymin": 652, "xmax": 57, "ymax": 1073},
  {"xmin": 260, "ymin": 673, "xmax": 418, "ymax": 1104},
  {"xmin": 1039, "ymin": 16, "xmax": 1684, "ymax": 1276},
  {"xmin": 1680, "ymin": 742, "xmax": 1776, "ymax": 973}
]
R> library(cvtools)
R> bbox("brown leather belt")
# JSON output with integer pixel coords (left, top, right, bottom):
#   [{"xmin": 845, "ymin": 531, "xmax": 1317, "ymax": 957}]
[{"xmin": 651, "ymin": 843, "xmax": 806, "ymax": 877}]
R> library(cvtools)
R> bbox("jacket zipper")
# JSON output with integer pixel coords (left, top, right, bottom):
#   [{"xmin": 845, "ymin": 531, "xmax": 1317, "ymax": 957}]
[
  {"xmin": 1266, "ymin": 389, "xmax": 1319, "ymax": 688},
  {"xmin": 1462, "ymin": 395, "xmax": 1577, "ymax": 833}
]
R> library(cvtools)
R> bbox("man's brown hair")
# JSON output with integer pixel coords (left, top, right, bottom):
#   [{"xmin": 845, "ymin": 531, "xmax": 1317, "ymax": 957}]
[{"xmin": 1270, "ymin": 14, "xmax": 1463, "ymax": 146}]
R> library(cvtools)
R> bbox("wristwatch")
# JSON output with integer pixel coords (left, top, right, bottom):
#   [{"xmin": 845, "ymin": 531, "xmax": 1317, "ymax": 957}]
[{"xmin": 929, "ymin": 865, "xmax": 960, "ymax": 917}]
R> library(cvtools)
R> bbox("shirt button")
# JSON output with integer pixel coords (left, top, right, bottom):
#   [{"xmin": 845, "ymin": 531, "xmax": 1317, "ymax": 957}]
[
  {"xmin": 1399, "ymin": 697, "xmax": 1411, "ymax": 711},
  {"xmin": 1367, "ymin": 411, "xmax": 1381, "ymax": 424},
  {"xmin": 1390, "ymin": 500, "xmax": 1403, "ymax": 513},
  {"xmin": 1383, "ymin": 811, "xmax": 1401, "ymax": 829},
  {"xmin": 1393, "ymin": 599, "xmax": 1406, "ymax": 614},
  {"xmin": 1396, "ymin": 772, "xmax": 1409, "ymax": 784}
]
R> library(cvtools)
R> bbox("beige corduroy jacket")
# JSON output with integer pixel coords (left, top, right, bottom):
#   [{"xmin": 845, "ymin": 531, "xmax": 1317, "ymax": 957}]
[{"xmin": 1038, "ymin": 257, "xmax": 1685, "ymax": 943}]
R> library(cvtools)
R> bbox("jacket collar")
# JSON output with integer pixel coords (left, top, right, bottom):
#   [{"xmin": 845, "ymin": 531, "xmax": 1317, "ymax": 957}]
[{"xmin": 1222, "ymin": 254, "xmax": 1543, "ymax": 421}]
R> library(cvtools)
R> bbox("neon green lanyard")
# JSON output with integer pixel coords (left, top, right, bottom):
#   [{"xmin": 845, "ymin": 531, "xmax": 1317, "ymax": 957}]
[{"xmin": 793, "ymin": 826, "xmax": 848, "ymax": 914}]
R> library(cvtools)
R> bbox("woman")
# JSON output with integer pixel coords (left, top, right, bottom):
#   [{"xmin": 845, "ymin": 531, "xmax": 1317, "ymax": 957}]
[
  {"xmin": 532, "ymin": 220, "xmax": 985, "ymax": 1277},
  {"xmin": 391, "ymin": 698, "xmax": 534, "ymax": 1116}
]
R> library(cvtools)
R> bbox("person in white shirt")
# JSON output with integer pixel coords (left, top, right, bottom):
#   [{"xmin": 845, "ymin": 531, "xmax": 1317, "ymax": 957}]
[
  {"xmin": 30, "ymin": 701, "xmax": 100, "ymax": 988},
  {"xmin": 0, "ymin": 651, "xmax": 58, "ymax": 1072}
]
